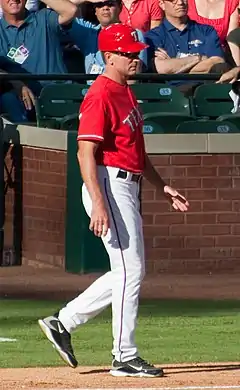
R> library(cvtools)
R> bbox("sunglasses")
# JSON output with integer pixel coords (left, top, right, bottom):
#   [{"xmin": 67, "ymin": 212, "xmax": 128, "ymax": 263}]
[
  {"xmin": 95, "ymin": 1, "xmax": 118, "ymax": 7},
  {"xmin": 114, "ymin": 52, "xmax": 140, "ymax": 60}
]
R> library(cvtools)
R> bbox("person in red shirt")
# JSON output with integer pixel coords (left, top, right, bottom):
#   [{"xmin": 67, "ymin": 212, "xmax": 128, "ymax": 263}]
[
  {"xmin": 119, "ymin": 0, "xmax": 163, "ymax": 32},
  {"xmin": 38, "ymin": 23, "xmax": 189, "ymax": 378}
]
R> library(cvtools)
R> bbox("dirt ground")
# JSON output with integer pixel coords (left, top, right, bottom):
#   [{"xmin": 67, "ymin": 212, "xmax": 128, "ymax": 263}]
[{"xmin": 1, "ymin": 265, "xmax": 240, "ymax": 389}]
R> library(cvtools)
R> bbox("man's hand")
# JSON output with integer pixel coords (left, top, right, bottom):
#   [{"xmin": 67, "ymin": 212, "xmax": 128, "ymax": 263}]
[
  {"xmin": 216, "ymin": 67, "xmax": 240, "ymax": 84},
  {"xmin": 20, "ymin": 86, "xmax": 36, "ymax": 111},
  {"xmin": 90, "ymin": 201, "xmax": 109, "ymax": 237},
  {"xmin": 154, "ymin": 48, "xmax": 170, "ymax": 60},
  {"xmin": 163, "ymin": 185, "xmax": 189, "ymax": 212}
]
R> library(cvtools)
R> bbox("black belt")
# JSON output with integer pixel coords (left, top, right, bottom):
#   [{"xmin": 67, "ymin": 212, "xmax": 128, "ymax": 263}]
[{"xmin": 116, "ymin": 169, "xmax": 141, "ymax": 183}]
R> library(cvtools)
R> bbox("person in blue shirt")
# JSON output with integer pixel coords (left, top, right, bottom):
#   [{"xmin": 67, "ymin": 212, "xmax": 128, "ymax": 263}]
[
  {"xmin": 144, "ymin": 0, "xmax": 226, "ymax": 76},
  {"xmin": 0, "ymin": 0, "xmax": 78, "ymax": 123},
  {"xmin": 67, "ymin": 0, "xmax": 147, "ymax": 76}
]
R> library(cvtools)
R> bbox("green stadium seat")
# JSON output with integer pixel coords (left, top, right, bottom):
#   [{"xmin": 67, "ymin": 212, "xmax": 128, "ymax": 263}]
[
  {"xmin": 192, "ymin": 84, "xmax": 233, "ymax": 119},
  {"xmin": 60, "ymin": 113, "xmax": 79, "ymax": 131},
  {"xmin": 176, "ymin": 119, "xmax": 240, "ymax": 133},
  {"xmin": 130, "ymin": 83, "xmax": 191, "ymax": 115},
  {"xmin": 143, "ymin": 119, "xmax": 165, "ymax": 134},
  {"xmin": 217, "ymin": 112, "xmax": 240, "ymax": 128},
  {"xmin": 35, "ymin": 83, "xmax": 89, "ymax": 128},
  {"xmin": 130, "ymin": 83, "xmax": 194, "ymax": 132},
  {"xmin": 143, "ymin": 112, "xmax": 195, "ymax": 133}
]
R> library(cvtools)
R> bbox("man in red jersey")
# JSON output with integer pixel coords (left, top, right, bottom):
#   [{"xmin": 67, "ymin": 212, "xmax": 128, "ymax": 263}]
[{"xmin": 38, "ymin": 23, "xmax": 189, "ymax": 378}]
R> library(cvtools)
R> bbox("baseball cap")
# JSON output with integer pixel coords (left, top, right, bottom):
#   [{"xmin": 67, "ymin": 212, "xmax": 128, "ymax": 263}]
[
  {"xmin": 227, "ymin": 27, "xmax": 240, "ymax": 46},
  {"xmin": 98, "ymin": 23, "xmax": 149, "ymax": 53}
]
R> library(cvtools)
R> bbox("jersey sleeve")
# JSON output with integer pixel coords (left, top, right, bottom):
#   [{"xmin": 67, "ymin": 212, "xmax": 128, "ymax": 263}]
[
  {"xmin": 77, "ymin": 95, "xmax": 109, "ymax": 142},
  {"xmin": 149, "ymin": 0, "xmax": 163, "ymax": 20}
]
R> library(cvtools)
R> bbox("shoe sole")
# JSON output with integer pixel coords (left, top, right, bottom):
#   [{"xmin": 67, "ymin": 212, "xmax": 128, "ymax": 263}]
[
  {"xmin": 38, "ymin": 319, "xmax": 77, "ymax": 369},
  {"xmin": 110, "ymin": 369, "xmax": 164, "ymax": 378}
]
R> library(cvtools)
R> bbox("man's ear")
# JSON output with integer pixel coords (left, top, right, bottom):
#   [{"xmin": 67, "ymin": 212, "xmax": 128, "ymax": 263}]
[{"xmin": 159, "ymin": 0, "xmax": 165, "ymax": 11}]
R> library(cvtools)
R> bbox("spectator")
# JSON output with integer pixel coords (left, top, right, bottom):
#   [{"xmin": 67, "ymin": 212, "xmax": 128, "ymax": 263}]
[
  {"xmin": 216, "ymin": 65, "xmax": 240, "ymax": 83},
  {"xmin": 0, "ymin": 0, "xmax": 77, "ymax": 123},
  {"xmin": 145, "ymin": 0, "xmax": 227, "ymax": 76},
  {"xmin": 67, "ymin": 0, "xmax": 147, "ymax": 75},
  {"xmin": 0, "ymin": 0, "xmax": 39, "ymax": 18},
  {"xmin": 119, "ymin": 0, "xmax": 163, "ymax": 32},
  {"xmin": 188, "ymin": 0, "xmax": 240, "ymax": 66}
]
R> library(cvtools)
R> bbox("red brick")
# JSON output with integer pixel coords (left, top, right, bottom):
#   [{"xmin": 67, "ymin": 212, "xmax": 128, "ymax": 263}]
[
  {"xmin": 170, "ymin": 224, "xmax": 201, "ymax": 236},
  {"xmin": 142, "ymin": 201, "xmax": 170, "ymax": 213},
  {"xmin": 156, "ymin": 166, "xmax": 186, "ymax": 178},
  {"xmin": 232, "ymin": 225, "xmax": 240, "ymax": 235},
  {"xmin": 187, "ymin": 166, "xmax": 217, "ymax": 177},
  {"xmin": 141, "ymin": 179, "xmax": 154, "ymax": 190},
  {"xmin": 145, "ymin": 248, "xmax": 169, "ymax": 260},
  {"xmin": 233, "ymin": 178, "xmax": 240, "ymax": 188},
  {"xmin": 233, "ymin": 155, "xmax": 240, "ymax": 165},
  {"xmin": 170, "ymin": 155, "xmax": 201, "ymax": 165},
  {"xmin": 26, "ymin": 183, "xmax": 65, "ymax": 198},
  {"xmin": 144, "ymin": 237, "xmax": 154, "ymax": 248},
  {"xmin": 35, "ymin": 172, "xmax": 66, "ymax": 186},
  {"xmin": 45, "ymin": 150, "xmax": 67, "ymax": 163},
  {"xmin": 188, "ymin": 201, "xmax": 202, "ymax": 212},
  {"xmin": 186, "ymin": 189, "xmax": 216, "ymax": 200},
  {"xmin": 170, "ymin": 248, "xmax": 200, "ymax": 259},
  {"xmin": 233, "ymin": 201, "xmax": 240, "ymax": 211},
  {"xmin": 25, "ymin": 159, "xmax": 40, "ymax": 171},
  {"xmin": 217, "ymin": 213, "xmax": 240, "ymax": 223},
  {"xmin": 45, "ymin": 197, "xmax": 66, "ymax": 211},
  {"xmin": 218, "ymin": 189, "xmax": 240, "ymax": 200},
  {"xmin": 202, "ymin": 201, "xmax": 232, "ymax": 212},
  {"xmin": 171, "ymin": 178, "xmax": 201, "ymax": 189},
  {"xmin": 155, "ymin": 213, "xmax": 184, "ymax": 225},
  {"xmin": 201, "ymin": 248, "xmax": 231, "ymax": 259},
  {"xmin": 154, "ymin": 236, "xmax": 184, "ymax": 248},
  {"xmin": 149, "ymin": 155, "xmax": 170, "ymax": 166},
  {"xmin": 141, "ymin": 190, "xmax": 155, "ymax": 201},
  {"xmin": 32, "ymin": 148, "xmax": 46, "ymax": 161},
  {"xmin": 143, "ymin": 226, "xmax": 169, "ymax": 237},
  {"xmin": 186, "ymin": 213, "xmax": 217, "ymax": 224},
  {"xmin": 216, "ymin": 236, "xmax": 240, "ymax": 247},
  {"xmin": 202, "ymin": 178, "xmax": 232, "ymax": 189},
  {"xmin": 185, "ymin": 236, "xmax": 215, "ymax": 248},
  {"xmin": 231, "ymin": 249, "xmax": 240, "ymax": 257},
  {"xmin": 142, "ymin": 214, "xmax": 154, "ymax": 225},
  {"xmin": 23, "ymin": 194, "xmax": 47, "ymax": 208},
  {"xmin": 202, "ymin": 225, "xmax": 231, "ymax": 235},
  {"xmin": 23, "ymin": 147, "xmax": 35, "ymax": 159},
  {"xmin": 202, "ymin": 155, "xmax": 233, "ymax": 166},
  {"xmin": 218, "ymin": 166, "xmax": 240, "ymax": 177}
]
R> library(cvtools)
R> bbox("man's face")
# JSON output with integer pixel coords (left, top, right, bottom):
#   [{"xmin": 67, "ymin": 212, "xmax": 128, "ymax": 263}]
[
  {"xmin": 0, "ymin": 0, "xmax": 26, "ymax": 15},
  {"xmin": 95, "ymin": 1, "xmax": 120, "ymax": 27},
  {"xmin": 160, "ymin": 0, "xmax": 188, "ymax": 18},
  {"xmin": 106, "ymin": 51, "xmax": 140, "ymax": 77}
]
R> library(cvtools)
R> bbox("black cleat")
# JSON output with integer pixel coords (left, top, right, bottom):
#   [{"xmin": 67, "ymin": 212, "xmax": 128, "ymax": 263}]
[
  {"xmin": 110, "ymin": 356, "xmax": 164, "ymax": 377},
  {"xmin": 38, "ymin": 315, "xmax": 78, "ymax": 368}
]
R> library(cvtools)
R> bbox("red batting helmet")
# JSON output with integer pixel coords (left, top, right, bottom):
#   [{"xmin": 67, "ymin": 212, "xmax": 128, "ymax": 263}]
[{"xmin": 98, "ymin": 23, "xmax": 149, "ymax": 53}]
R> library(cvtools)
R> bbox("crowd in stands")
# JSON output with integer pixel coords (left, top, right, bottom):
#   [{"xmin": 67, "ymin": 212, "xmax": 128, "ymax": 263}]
[{"xmin": 0, "ymin": 0, "xmax": 240, "ymax": 123}]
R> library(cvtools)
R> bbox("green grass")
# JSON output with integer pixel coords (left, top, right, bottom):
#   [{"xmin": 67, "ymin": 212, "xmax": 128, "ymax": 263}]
[{"xmin": 0, "ymin": 299, "xmax": 240, "ymax": 368}]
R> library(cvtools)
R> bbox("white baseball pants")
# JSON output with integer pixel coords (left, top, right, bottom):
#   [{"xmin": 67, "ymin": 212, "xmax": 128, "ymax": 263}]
[{"xmin": 58, "ymin": 166, "xmax": 145, "ymax": 362}]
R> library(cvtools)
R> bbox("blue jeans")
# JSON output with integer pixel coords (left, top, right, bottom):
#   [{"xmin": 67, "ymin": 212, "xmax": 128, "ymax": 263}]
[{"xmin": 0, "ymin": 91, "xmax": 29, "ymax": 123}]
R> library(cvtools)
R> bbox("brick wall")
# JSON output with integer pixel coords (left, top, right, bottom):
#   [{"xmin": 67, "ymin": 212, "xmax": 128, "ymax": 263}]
[{"xmin": 4, "ymin": 147, "xmax": 240, "ymax": 274}]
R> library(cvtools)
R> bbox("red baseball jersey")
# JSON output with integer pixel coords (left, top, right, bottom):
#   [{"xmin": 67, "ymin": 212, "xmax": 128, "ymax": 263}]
[{"xmin": 77, "ymin": 75, "xmax": 146, "ymax": 174}]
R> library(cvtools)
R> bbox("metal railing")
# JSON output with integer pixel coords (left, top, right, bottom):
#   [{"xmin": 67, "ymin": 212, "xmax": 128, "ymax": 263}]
[{"xmin": 0, "ymin": 72, "xmax": 221, "ymax": 81}]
